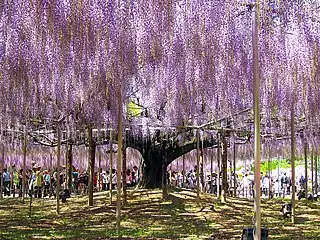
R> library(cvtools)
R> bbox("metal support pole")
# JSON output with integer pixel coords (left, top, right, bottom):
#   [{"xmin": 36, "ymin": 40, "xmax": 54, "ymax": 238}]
[{"xmin": 252, "ymin": 1, "xmax": 261, "ymax": 238}]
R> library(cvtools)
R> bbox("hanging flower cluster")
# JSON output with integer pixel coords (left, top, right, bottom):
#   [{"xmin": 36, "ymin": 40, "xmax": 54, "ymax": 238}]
[{"xmin": 0, "ymin": 0, "xmax": 318, "ymax": 156}]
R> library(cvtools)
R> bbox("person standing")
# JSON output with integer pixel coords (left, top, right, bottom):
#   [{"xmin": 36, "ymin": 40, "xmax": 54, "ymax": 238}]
[
  {"xmin": 126, "ymin": 169, "xmax": 132, "ymax": 187},
  {"xmin": 263, "ymin": 174, "xmax": 269, "ymax": 197},
  {"xmin": 34, "ymin": 166, "xmax": 43, "ymax": 198},
  {"xmin": 132, "ymin": 166, "xmax": 139, "ymax": 184},
  {"xmin": 43, "ymin": 170, "xmax": 51, "ymax": 197},
  {"xmin": 242, "ymin": 174, "xmax": 250, "ymax": 198},
  {"xmin": 111, "ymin": 169, "xmax": 117, "ymax": 190},
  {"xmin": 3, "ymin": 168, "xmax": 11, "ymax": 196},
  {"xmin": 18, "ymin": 169, "xmax": 23, "ymax": 197},
  {"xmin": 102, "ymin": 171, "xmax": 107, "ymax": 191}
]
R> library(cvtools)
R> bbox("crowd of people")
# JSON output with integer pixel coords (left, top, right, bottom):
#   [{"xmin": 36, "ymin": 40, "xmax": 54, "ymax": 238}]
[
  {"xmin": 2, "ymin": 161, "xmax": 318, "ymax": 200},
  {"xmin": 167, "ymin": 166, "xmax": 317, "ymax": 199},
  {"xmin": 0, "ymin": 162, "xmax": 141, "ymax": 198}
]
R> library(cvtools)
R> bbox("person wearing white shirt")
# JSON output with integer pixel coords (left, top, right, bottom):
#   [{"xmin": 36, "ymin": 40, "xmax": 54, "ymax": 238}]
[
  {"xmin": 274, "ymin": 179, "xmax": 282, "ymax": 197},
  {"xmin": 243, "ymin": 174, "xmax": 251, "ymax": 198},
  {"xmin": 262, "ymin": 174, "xmax": 269, "ymax": 197},
  {"xmin": 102, "ymin": 171, "xmax": 107, "ymax": 190}
]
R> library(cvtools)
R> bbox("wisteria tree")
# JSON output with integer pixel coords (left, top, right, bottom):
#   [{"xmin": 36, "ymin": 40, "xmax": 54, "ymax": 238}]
[{"xmin": 0, "ymin": 0, "xmax": 319, "ymax": 195}]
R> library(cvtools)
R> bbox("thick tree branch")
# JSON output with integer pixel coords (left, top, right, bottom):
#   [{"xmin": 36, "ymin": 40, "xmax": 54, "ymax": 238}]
[{"xmin": 166, "ymin": 137, "xmax": 216, "ymax": 164}]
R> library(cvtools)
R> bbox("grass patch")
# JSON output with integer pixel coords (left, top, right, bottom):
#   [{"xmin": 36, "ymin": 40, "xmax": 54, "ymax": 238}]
[{"xmin": 0, "ymin": 188, "xmax": 319, "ymax": 239}]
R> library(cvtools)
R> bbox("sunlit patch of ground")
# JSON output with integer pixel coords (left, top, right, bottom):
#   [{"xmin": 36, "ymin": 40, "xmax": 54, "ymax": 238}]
[{"xmin": 0, "ymin": 188, "xmax": 319, "ymax": 239}]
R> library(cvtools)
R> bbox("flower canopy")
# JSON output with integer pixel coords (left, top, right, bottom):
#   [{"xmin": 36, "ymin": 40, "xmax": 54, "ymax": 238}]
[{"xmin": 0, "ymin": 0, "xmax": 319, "ymax": 156}]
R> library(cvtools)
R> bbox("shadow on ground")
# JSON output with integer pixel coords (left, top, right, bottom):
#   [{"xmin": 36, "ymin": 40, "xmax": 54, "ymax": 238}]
[{"xmin": 0, "ymin": 188, "xmax": 319, "ymax": 239}]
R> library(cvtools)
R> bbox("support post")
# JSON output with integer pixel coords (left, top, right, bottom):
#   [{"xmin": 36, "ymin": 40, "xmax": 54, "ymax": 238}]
[
  {"xmin": 252, "ymin": 1, "xmax": 261, "ymax": 238},
  {"xmin": 109, "ymin": 130, "xmax": 113, "ymax": 204},
  {"xmin": 0, "ymin": 124, "xmax": 4, "ymax": 200},
  {"xmin": 233, "ymin": 142, "xmax": 236, "ymax": 197},
  {"xmin": 163, "ymin": 138, "xmax": 168, "ymax": 200},
  {"xmin": 98, "ymin": 146, "xmax": 102, "ymax": 191},
  {"xmin": 304, "ymin": 142, "xmax": 308, "ymax": 193},
  {"xmin": 182, "ymin": 153, "xmax": 185, "ymax": 188},
  {"xmin": 311, "ymin": 148, "xmax": 314, "ymax": 195},
  {"xmin": 315, "ymin": 151, "xmax": 318, "ymax": 194},
  {"xmin": 162, "ymin": 140, "xmax": 166, "ymax": 200},
  {"xmin": 56, "ymin": 124, "xmax": 61, "ymax": 214},
  {"xmin": 88, "ymin": 126, "xmax": 96, "ymax": 207},
  {"xmin": 196, "ymin": 128, "xmax": 200, "ymax": 204},
  {"xmin": 210, "ymin": 149, "xmax": 213, "ymax": 194},
  {"xmin": 268, "ymin": 144, "xmax": 271, "ymax": 199},
  {"xmin": 217, "ymin": 133, "xmax": 221, "ymax": 199},
  {"xmin": 67, "ymin": 144, "xmax": 73, "ymax": 192},
  {"xmin": 0, "ymin": 142, "xmax": 4, "ymax": 200},
  {"xmin": 116, "ymin": 86, "xmax": 123, "ymax": 235},
  {"xmin": 278, "ymin": 156, "xmax": 280, "ymax": 195},
  {"xmin": 291, "ymin": 103, "xmax": 295, "ymax": 224},
  {"xmin": 176, "ymin": 154, "xmax": 179, "ymax": 175},
  {"xmin": 122, "ymin": 132, "xmax": 127, "ymax": 205},
  {"xmin": 22, "ymin": 127, "xmax": 27, "ymax": 203},
  {"xmin": 221, "ymin": 132, "xmax": 227, "ymax": 203},
  {"xmin": 200, "ymin": 138, "xmax": 204, "ymax": 192}
]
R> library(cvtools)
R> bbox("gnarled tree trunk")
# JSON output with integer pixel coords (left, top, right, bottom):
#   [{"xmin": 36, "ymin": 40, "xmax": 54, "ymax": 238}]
[
  {"xmin": 140, "ymin": 148, "xmax": 164, "ymax": 189},
  {"xmin": 137, "ymin": 137, "xmax": 216, "ymax": 189}
]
